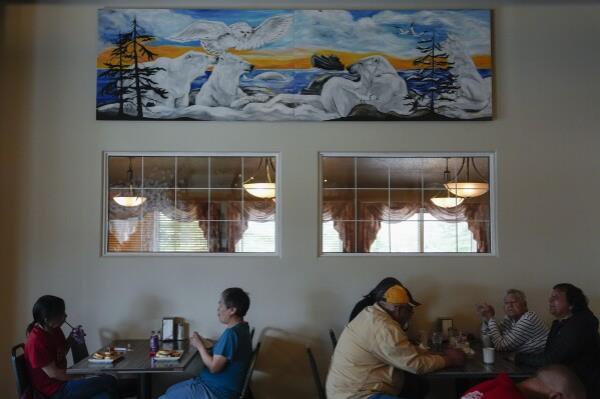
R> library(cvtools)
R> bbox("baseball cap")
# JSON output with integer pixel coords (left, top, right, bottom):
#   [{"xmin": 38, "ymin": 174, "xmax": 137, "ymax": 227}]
[{"xmin": 383, "ymin": 285, "xmax": 421, "ymax": 307}]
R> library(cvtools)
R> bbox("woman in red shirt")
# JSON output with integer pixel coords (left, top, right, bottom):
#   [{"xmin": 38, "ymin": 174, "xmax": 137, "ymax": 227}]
[{"xmin": 25, "ymin": 295, "xmax": 118, "ymax": 399}]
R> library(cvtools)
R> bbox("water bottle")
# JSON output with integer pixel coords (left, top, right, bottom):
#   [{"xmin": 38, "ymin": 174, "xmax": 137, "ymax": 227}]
[
  {"xmin": 71, "ymin": 325, "xmax": 86, "ymax": 344},
  {"xmin": 149, "ymin": 331, "xmax": 159, "ymax": 355}
]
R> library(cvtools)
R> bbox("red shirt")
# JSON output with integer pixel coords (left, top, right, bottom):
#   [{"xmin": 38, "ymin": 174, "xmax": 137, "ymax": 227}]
[
  {"xmin": 24, "ymin": 325, "xmax": 67, "ymax": 396},
  {"xmin": 461, "ymin": 373, "xmax": 527, "ymax": 399}
]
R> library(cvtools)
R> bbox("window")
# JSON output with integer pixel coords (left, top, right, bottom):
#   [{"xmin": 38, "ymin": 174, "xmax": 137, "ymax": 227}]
[
  {"xmin": 104, "ymin": 153, "xmax": 278, "ymax": 255},
  {"xmin": 320, "ymin": 154, "xmax": 494, "ymax": 254}
]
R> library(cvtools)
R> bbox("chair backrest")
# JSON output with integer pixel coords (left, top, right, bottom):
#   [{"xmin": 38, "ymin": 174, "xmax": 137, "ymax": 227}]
[
  {"xmin": 11, "ymin": 343, "xmax": 29, "ymax": 397},
  {"xmin": 250, "ymin": 327, "xmax": 255, "ymax": 343},
  {"xmin": 306, "ymin": 347, "xmax": 327, "ymax": 399},
  {"xmin": 70, "ymin": 338, "xmax": 89, "ymax": 364},
  {"xmin": 239, "ymin": 342, "xmax": 261, "ymax": 399},
  {"xmin": 328, "ymin": 329, "xmax": 337, "ymax": 350}
]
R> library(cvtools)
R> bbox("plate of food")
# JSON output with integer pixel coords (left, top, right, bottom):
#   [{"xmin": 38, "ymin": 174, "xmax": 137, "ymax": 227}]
[
  {"xmin": 154, "ymin": 349, "xmax": 184, "ymax": 361},
  {"xmin": 89, "ymin": 351, "xmax": 123, "ymax": 363}
]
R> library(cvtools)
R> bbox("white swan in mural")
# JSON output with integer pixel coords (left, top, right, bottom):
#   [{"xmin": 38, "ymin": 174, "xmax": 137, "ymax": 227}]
[{"xmin": 170, "ymin": 14, "xmax": 293, "ymax": 56}]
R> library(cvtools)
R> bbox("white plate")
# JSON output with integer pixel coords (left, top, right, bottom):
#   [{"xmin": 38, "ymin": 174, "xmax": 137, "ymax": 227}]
[
  {"xmin": 154, "ymin": 351, "xmax": 184, "ymax": 361},
  {"xmin": 88, "ymin": 354, "xmax": 122, "ymax": 364}
]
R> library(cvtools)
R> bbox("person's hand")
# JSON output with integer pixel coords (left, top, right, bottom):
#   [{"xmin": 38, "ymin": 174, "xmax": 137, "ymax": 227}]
[
  {"xmin": 476, "ymin": 303, "xmax": 486, "ymax": 316},
  {"xmin": 190, "ymin": 331, "xmax": 205, "ymax": 351},
  {"xmin": 476, "ymin": 303, "xmax": 495, "ymax": 321},
  {"xmin": 443, "ymin": 348, "xmax": 466, "ymax": 367}
]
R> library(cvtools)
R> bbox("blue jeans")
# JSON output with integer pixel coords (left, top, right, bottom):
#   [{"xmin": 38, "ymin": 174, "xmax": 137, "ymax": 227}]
[
  {"xmin": 159, "ymin": 378, "xmax": 220, "ymax": 399},
  {"xmin": 370, "ymin": 394, "xmax": 403, "ymax": 399},
  {"xmin": 52, "ymin": 375, "xmax": 118, "ymax": 399}
]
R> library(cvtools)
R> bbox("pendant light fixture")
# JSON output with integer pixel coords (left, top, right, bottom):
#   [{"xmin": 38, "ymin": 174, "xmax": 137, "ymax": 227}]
[
  {"xmin": 112, "ymin": 157, "xmax": 147, "ymax": 207},
  {"xmin": 243, "ymin": 157, "xmax": 276, "ymax": 199},
  {"xmin": 431, "ymin": 158, "xmax": 465, "ymax": 208},
  {"xmin": 444, "ymin": 157, "xmax": 489, "ymax": 198}
]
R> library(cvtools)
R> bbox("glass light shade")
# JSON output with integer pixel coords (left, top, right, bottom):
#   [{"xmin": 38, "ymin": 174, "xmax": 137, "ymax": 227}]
[
  {"xmin": 444, "ymin": 182, "xmax": 489, "ymax": 198},
  {"xmin": 243, "ymin": 182, "xmax": 276, "ymax": 199},
  {"xmin": 113, "ymin": 196, "xmax": 147, "ymax": 207},
  {"xmin": 430, "ymin": 196, "xmax": 465, "ymax": 208}
]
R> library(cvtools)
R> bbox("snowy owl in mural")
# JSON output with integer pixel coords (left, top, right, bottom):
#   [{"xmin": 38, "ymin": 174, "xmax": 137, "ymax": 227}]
[{"xmin": 170, "ymin": 14, "xmax": 293, "ymax": 56}]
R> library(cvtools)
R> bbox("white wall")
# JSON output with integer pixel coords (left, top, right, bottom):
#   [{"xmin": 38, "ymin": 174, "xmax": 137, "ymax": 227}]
[{"xmin": 2, "ymin": 1, "xmax": 599, "ymax": 398}]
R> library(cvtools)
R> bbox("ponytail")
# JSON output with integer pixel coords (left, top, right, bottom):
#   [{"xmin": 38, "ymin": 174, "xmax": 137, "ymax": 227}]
[
  {"xmin": 362, "ymin": 292, "xmax": 377, "ymax": 306},
  {"xmin": 26, "ymin": 321, "xmax": 36, "ymax": 335}
]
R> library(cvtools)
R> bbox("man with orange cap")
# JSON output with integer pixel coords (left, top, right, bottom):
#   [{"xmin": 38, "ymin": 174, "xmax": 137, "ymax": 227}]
[{"xmin": 326, "ymin": 284, "xmax": 465, "ymax": 399}]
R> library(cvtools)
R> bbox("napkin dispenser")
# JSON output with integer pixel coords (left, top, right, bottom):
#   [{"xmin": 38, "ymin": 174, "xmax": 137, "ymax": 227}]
[{"xmin": 162, "ymin": 317, "xmax": 183, "ymax": 342}]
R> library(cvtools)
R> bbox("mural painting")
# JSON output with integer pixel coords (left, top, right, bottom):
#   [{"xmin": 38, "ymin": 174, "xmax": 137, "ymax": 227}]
[{"xmin": 97, "ymin": 9, "xmax": 492, "ymax": 121}]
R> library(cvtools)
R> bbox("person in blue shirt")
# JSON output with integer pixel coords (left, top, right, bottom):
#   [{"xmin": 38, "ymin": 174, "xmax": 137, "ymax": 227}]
[{"xmin": 159, "ymin": 288, "xmax": 253, "ymax": 399}]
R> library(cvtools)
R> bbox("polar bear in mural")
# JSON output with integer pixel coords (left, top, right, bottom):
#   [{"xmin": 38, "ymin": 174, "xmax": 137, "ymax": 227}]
[
  {"xmin": 438, "ymin": 36, "xmax": 492, "ymax": 118},
  {"xmin": 135, "ymin": 51, "xmax": 215, "ymax": 109},
  {"xmin": 195, "ymin": 53, "xmax": 266, "ymax": 109},
  {"xmin": 322, "ymin": 55, "xmax": 411, "ymax": 116},
  {"xmin": 264, "ymin": 54, "xmax": 411, "ymax": 118}
]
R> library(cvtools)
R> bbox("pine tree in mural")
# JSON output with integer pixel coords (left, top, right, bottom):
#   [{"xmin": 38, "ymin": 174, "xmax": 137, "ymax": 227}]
[
  {"xmin": 99, "ymin": 33, "xmax": 133, "ymax": 118},
  {"xmin": 407, "ymin": 31, "xmax": 459, "ymax": 115},
  {"xmin": 100, "ymin": 17, "xmax": 167, "ymax": 119}
]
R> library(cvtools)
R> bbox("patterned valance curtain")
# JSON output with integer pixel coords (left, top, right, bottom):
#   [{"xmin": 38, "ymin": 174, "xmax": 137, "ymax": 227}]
[
  {"xmin": 108, "ymin": 192, "xmax": 276, "ymax": 252},
  {"xmin": 323, "ymin": 195, "xmax": 489, "ymax": 253}
]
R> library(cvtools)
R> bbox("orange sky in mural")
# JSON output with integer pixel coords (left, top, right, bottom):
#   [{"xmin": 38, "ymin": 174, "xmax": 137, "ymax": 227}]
[{"xmin": 97, "ymin": 45, "xmax": 492, "ymax": 71}]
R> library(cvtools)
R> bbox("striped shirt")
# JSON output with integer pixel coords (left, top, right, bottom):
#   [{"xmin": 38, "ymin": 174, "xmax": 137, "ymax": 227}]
[{"xmin": 481, "ymin": 311, "xmax": 548, "ymax": 354}]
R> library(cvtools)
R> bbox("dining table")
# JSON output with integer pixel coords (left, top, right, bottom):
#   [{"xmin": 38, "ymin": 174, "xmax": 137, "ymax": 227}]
[
  {"xmin": 427, "ymin": 344, "xmax": 537, "ymax": 397},
  {"xmin": 429, "ymin": 344, "xmax": 536, "ymax": 379},
  {"xmin": 67, "ymin": 339, "xmax": 199, "ymax": 399}
]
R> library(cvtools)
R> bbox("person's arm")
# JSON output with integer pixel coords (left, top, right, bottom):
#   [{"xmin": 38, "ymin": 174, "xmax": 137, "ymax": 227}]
[
  {"xmin": 41, "ymin": 361, "xmax": 76, "ymax": 381},
  {"xmin": 190, "ymin": 331, "xmax": 231, "ymax": 374},
  {"xmin": 516, "ymin": 317, "xmax": 582, "ymax": 366},
  {"xmin": 480, "ymin": 320, "xmax": 490, "ymax": 335},
  {"xmin": 488, "ymin": 313, "xmax": 538, "ymax": 352},
  {"xmin": 372, "ymin": 324, "xmax": 448, "ymax": 374},
  {"xmin": 29, "ymin": 332, "xmax": 77, "ymax": 381}
]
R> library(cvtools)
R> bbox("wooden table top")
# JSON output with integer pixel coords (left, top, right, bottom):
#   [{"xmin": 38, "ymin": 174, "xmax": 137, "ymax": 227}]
[
  {"xmin": 68, "ymin": 339, "xmax": 198, "ymax": 374},
  {"xmin": 429, "ymin": 345, "xmax": 537, "ymax": 379}
]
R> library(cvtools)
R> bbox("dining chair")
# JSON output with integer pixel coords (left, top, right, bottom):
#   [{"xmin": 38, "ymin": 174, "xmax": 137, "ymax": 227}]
[
  {"xmin": 239, "ymin": 341, "xmax": 261, "ymax": 399},
  {"xmin": 328, "ymin": 329, "xmax": 337, "ymax": 350},
  {"xmin": 11, "ymin": 343, "xmax": 48, "ymax": 399},
  {"xmin": 11, "ymin": 343, "xmax": 30, "ymax": 398},
  {"xmin": 306, "ymin": 347, "xmax": 327, "ymax": 399}
]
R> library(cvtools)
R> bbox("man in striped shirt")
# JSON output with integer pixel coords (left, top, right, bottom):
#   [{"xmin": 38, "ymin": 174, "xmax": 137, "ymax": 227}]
[{"xmin": 477, "ymin": 289, "xmax": 548, "ymax": 354}]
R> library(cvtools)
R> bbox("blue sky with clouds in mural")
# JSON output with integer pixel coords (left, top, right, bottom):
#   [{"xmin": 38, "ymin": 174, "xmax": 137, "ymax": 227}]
[{"xmin": 98, "ymin": 9, "xmax": 490, "ymax": 58}]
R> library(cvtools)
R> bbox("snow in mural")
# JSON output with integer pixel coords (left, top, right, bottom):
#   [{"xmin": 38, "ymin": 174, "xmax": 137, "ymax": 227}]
[{"xmin": 96, "ymin": 9, "xmax": 492, "ymax": 121}]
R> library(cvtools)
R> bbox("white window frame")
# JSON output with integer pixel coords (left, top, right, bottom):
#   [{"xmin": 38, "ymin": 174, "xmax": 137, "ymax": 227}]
[
  {"xmin": 318, "ymin": 152, "xmax": 497, "ymax": 257},
  {"xmin": 102, "ymin": 151, "xmax": 281, "ymax": 257}
]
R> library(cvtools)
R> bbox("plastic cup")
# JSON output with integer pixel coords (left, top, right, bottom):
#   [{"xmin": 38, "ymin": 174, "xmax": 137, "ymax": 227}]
[{"xmin": 483, "ymin": 347, "xmax": 495, "ymax": 364}]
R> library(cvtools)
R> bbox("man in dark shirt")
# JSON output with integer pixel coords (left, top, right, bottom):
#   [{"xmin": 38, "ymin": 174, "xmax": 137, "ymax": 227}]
[{"xmin": 516, "ymin": 283, "xmax": 600, "ymax": 398}]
